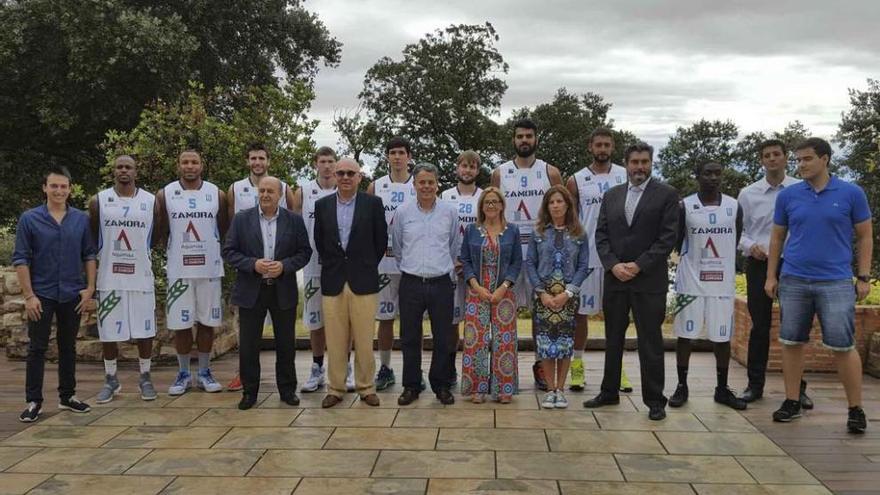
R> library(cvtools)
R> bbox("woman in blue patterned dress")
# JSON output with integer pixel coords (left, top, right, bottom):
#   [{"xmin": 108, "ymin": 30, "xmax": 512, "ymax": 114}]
[{"xmin": 526, "ymin": 185, "xmax": 590, "ymax": 409}]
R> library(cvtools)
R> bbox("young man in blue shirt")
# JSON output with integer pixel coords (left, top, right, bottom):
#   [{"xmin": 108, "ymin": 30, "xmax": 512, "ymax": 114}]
[
  {"xmin": 765, "ymin": 137, "xmax": 873, "ymax": 433},
  {"xmin": 13, "ymin": 166, "xmax": 97, "ymax": 422}
]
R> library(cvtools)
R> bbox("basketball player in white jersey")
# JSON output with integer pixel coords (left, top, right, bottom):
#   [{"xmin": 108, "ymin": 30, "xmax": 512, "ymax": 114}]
[
  {"xmin": 156, "ymin": 150, "xmax": 229, "ymax": 396},
  {"xmin": 225, "ymin": 143, "xmax": 294, "ymax": 391},
  {"xmin": 292, "ymin": 147, "xmax": 354, "ymax": 393},
  {"xmin": 89, "ymin": 156, "xmax": 159, "ymax": 403},
  {"xmin": 367, "ymin": 137, "xmax": 417, "ymax": 390},
  {"xmin": 670, "ymin": 161, "xmax": 746, "ymax": 410},
  {"xmin": 566, "ymin": 127, "xmax": 634, "ymax": 393},
  {"xmin": 491, "ymin": 118, "xmax": 563, "ymax": 390},
  {"xmin": 441, "ymin": 150, "xmax": 482, "ymax": 385}
]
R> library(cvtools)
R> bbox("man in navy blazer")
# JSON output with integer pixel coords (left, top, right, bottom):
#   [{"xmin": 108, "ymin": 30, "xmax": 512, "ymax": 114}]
[{"xmin": 222, "ymin": 176, "xmax": 311, "ymax": 410}]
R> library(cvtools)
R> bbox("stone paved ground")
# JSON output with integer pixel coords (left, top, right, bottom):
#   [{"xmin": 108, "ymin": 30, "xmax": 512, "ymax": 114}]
[{"xmin": 0, "ymin": 350, "xmax": 877, "ymax": 494}]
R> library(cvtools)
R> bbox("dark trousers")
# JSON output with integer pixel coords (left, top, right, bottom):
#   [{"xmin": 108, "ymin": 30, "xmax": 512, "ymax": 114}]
[
  {"xmin": 399, "ymin": 273, "xmax": 454, "ymax": 393},
  {"xmin": 601, "ymin": 289, "xmax": 667, "ymax": 407},
  {"xmin": 26, "ymin": 297, "xmax": 81, "ymax": 403},
  {"xmin": 238, "ymin": 284, "xmax": 296, "ymax": 398},
  {"xmin": 745, "ymin": 257, "xmax": 774, "ymax": 390}
]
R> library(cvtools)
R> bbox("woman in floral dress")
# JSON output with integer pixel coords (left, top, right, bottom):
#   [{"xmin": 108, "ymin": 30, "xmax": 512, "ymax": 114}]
[{"xmin": 459, "ymin": 187, "xmax": 523, "ymax": 403}]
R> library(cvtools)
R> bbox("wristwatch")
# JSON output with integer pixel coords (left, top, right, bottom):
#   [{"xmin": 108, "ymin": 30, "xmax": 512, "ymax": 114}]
[
  {"xmin": 502, "ymin": 280, "xmax": 514, "ymax": 289},
  {"xmin": 857, "ymin": 275, "xmax": 871, "ymax": 283},
  {"xmin": 564, "ymin": 289, "xmax": 574, "ymax": 298}
]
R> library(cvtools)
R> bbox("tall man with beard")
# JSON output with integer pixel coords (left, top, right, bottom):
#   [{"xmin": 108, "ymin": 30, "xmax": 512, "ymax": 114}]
[
  {"xmin": 491, "ymin": 118, "xmax": 563, "ymax": 390},
  {"xmin": 441, "ymin": 151, "xmax": 482, "ymax": 383},
  {"xmin": 566, "ymin": 127, "xmax": 634, "ymax": 393}
]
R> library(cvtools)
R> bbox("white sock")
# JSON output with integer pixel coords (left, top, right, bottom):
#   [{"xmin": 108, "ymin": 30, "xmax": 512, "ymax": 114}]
[
  {"xmin": 139, "ymin": 358, "xmax": 151, "ymax": 374},
  {"xmin": 573, "ymin": 350, "xmax": 583, "ymax": 361},
  {"xmin": 103, "ymin": 359, "xmax": 117, "ymax": 376},
  {"xmin": 379, "ymin": 350, "xmax": 391, "ymax": 367}
]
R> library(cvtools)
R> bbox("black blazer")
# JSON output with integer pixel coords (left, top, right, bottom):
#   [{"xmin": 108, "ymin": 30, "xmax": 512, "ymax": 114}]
[
  {"xmin": 313, "ymin": 191, "xmax": 388, "ymax": 296},
  {"xmin": 595, "ymin": 178, "xmax": 679, "ymax": 293},
  {"xmin": 222, "ymin": 206, "xmax": 311, "ymax": 309}
]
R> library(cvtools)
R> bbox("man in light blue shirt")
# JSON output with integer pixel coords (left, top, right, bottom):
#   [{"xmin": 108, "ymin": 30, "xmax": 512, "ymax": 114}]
[{"xmin": 391, "ymin": 163, "xmax": 460, "ymax": 405}]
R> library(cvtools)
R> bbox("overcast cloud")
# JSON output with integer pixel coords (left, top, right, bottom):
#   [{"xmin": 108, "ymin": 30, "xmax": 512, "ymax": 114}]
[{"xmin": 306, "ymin": 0, "xmax": 880, "ymax": 151}]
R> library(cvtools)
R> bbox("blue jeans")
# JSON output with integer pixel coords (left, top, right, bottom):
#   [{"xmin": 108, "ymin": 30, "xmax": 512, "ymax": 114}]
[{"xmin": 778, "ymin": 275, "xmax": 856, "ymax": 351}]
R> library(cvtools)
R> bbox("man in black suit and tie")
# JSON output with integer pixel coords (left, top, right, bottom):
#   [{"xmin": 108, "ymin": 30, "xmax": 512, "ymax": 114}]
[
  {"xmin": 222, "ymin": 176, "xmax": 311, "ymax": 410},
  {"xmin": 313, "ymin": 158, "xmax": 388, "ymax": 408},
  {"xmin": 583, "ymin": 142, "xmax": 679, "ymax": 420}
]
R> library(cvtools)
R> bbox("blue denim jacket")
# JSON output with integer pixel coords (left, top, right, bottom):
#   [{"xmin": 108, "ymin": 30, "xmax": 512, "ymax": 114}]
[
  {"xmin": 526, "ymin": 225, "xmax": 590, "ymax": 294},
  {"xmin": 460, "ymin": 223, "xmax": 522, "ymax": 287}
]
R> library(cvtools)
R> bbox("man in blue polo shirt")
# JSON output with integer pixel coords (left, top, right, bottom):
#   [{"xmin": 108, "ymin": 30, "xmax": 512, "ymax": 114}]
[
  {"xmin": 13, "ymin": 166, "xmax": 97, "ymax": 423},
  {"xmin": 765, "ymin": 137, "xmax": 873, "ymax": 433}
]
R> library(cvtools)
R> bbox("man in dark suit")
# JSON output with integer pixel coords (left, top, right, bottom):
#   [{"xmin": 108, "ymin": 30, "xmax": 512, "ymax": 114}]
[
  {"xmin": 583, "ymin": 142, "xmax": 679, "ymax": 420},
  {"xmin": 222, "ymin": 176, "xmax": 311, "ymax": 410},
  {"xmin": 313, "ymin": 158, "xmax": 388, "ymax": 408}
]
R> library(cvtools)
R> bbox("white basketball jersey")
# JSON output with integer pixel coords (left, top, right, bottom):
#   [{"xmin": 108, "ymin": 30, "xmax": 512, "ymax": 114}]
[
  {"xmin": 499, "ymin": 160, "xmax": 551, "ymax": 256},
  {"xmin": 96, "ymin": 188, "xmax": 155, "ymax": 291},
  {"xmin": 301, "ymin": 179, "xmax": 337, "ymax": 276},
  {"xmin": 574, "ymin": 164, "xmax": 627, "ymax": 268},
  {"xmin": 164, "ymin": 180, "xmax": 224, "ymax": 279},
  {"xmin": 675, "ymin": 194, "xmax": 738, "ymax": 296},
  {"xmin": 441, "ymin": 186, "xmax": 482, "ymax": 253},
  {"xmin": 232, "ymin": 177, "xmax": 288, "ymax": 215},
  {"xmin": 375, "ymin": 174, "xmax": 416, "ymax": 274}
]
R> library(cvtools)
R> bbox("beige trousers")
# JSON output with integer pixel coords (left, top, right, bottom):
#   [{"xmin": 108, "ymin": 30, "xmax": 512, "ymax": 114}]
[{"xmin": 323, "ymin": 283, "xmax": 378, "ymax": 397}]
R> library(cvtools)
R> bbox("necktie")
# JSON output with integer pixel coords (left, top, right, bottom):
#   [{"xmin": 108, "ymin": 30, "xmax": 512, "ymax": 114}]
[{"xmin": 625, "ymin": 186, "xmax": 640, "ymax": 226}]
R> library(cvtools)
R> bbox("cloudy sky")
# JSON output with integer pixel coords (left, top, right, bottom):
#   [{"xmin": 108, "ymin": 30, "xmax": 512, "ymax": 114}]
[{"xmin": 307, "ymin": 0, "xmax": 880, "ymax": 151}]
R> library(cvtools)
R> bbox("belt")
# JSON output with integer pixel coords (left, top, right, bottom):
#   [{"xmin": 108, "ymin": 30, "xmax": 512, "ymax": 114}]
[
  {"xmin": 261, "ymin": 278, "xmax": 277, "ymax": 286},
  {"xmin": 402, "ymin": 272, "xmax": 449, "ymax": 284}
]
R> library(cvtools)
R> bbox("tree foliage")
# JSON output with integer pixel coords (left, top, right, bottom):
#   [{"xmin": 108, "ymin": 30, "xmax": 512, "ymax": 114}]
[
  {"xmin": 358, "ymin": 22, "xmax": 508, "ymax": 185},
  {"xmin": 332, "ymin": 106, "xmax": 381, "ymax": 166},
  {"xmin": 837, "ymin": 78, "xmax": 880, "ymax": 277}
]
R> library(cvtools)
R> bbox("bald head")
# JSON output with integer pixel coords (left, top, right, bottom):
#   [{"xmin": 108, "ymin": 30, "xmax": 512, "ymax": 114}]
[{"xmin": 258, "ymin": 176, "xmax": 282, "ymax": 215}]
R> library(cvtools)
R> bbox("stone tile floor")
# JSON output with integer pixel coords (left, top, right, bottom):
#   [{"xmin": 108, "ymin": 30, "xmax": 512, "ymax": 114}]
[{"xmin": 0, "ymin": 351, "xmax": 877, "ymax": 494}]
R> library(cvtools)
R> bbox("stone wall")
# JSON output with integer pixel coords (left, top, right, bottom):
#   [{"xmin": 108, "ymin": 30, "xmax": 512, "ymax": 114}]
[
  {"xmin": 731, "ymin": 296, "xmax": 880, "ymax": 373},
  {"xmin": 0, "ymin": 266, "xmax": 237, "ymax": 362}
]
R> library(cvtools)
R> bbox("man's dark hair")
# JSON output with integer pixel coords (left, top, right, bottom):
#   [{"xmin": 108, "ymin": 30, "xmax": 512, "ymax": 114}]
[
  {"xmin": 313, "ymin": 146, "xmax": 336, "ymax": 162},
  {"xmin": 759, "ymin": 139, "xmax": 786, "ymax": 156},
  {"xmin": 794, "ymin": 137, "xmax": 833, "ymax": 161},
  {"xmin": 385, "ymin": 136, "xmax": 412, "ymax": 155},
  {"xmin": 623, "ymin": 142, "xmax": 654, "ymax": 163},
  {"xmin": 513, "ymin": 118, "xmax": 538, "ymax": 134},
  {"xmin": 246, "ymin": 142, "xmax": 270, "ymax": 158},
  {"xmin": 589, "ymin": 126, "xmax": 614, "ymax": 144},
  {"xmin": 695, "ymin": 161, "xmax": 725, "ymax": 175},
  {"xmin": 43, "ymin": 165, "xmax": 72, "ymax": 185}
]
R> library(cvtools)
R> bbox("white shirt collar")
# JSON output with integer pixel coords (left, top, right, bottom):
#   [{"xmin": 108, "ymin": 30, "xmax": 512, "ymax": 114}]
[
  {"xmin": 758, "ymin": 175, "xmax": 797, "ymax": 193},
  {"xmin": 629, "ymin": 176, "xmax": 651, "ymax": 191}
]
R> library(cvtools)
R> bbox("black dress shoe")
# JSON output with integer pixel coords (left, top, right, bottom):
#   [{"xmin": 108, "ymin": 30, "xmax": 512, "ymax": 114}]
[
  {"xmin": 648, "ymin": 405, "xmax": 666, "ymax": 421},
  {"xmin": 582, "ymin": 392, "xmax": 620, "ymax": 408},
  {"xmin": 436, "ymin": 389, "xmax": 455, "ymax": 405},
  {"xmin": 280, "ymin": 393, "xmax": 300, "ymax": 406},
  {"xmin": 238, "ymin": 395, "xmax": 257, "ymax": 410},
  {"xmin": 800, "ymin": 380, "xmax": 814, "ymax": 410},
  {"xmin": 668, "ymin": 383, "xmax": 688, "ymax": 408},
  {"xmin": 398, "ymin": 388, "xmax": 420, "ymax": 406},
  {"xmin": 740, "ymin": 386, "xmax": 763, "ymax": 403}
]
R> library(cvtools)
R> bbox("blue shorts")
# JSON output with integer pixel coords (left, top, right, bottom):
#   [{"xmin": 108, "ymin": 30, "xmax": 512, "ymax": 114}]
[{"xmin": 778, "ymin": 275, "xmax": 856, "ymax": 351}]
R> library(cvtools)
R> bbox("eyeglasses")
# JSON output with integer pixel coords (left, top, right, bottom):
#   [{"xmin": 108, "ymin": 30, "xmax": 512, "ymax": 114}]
[
  {"xmin": 335, "ymin": 170, "xmax": 358, "ymax": 178},
  {"xmin": 483, "ymin": 200, "xmax": 501, "ymax": 206}
]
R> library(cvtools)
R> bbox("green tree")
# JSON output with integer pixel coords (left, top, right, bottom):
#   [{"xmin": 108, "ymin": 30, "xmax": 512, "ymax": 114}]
[
  {"xmin": 836, "ymin": 78, "xmax": 880, "ymax": 277},
  {"xmin": 332, "ymin": 106, "xmax": 381, "ymax": 165},
  {"xmin": 0, "ymin": 0, "xmax": 338, "ymax": 225},
  {"xmin": 495, "ymin": 88, "xmax": 638, "ymax": 177},
  {"xmin": 358, "ymin": 22, "xmax": 508, "ymax": 186},
  {"xmin": 734, "ymin": 121, "xmax": 811, "ymax": 181}
]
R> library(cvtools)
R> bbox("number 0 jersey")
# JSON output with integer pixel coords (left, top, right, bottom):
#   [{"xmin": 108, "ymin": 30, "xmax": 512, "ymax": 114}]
[{"xmin": 675, "ymin": 193, "xmax": 738, "ymax": 296}]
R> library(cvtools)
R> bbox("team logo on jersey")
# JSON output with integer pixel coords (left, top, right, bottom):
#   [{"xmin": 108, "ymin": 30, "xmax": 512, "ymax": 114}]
[
  {"xmin": 701, "ymin": 237, "xmax": 720, "ymax": 258},
  {"xmin": 515, "ymin": 200, "xmax": 532, "ymax": 220},
  {"xmin": 304, "ymin": 279, "xmax": 319, "ymax": 301},
  {"xmin": 107, "ymin": 196, "xmax": 115, "ymax": 203},
  {"xmin": 382, "ymin": 183, "xmax": 389, "ymax": 189},
  {"xmin": 536, "ymin": 170, "xmax": 543, "ymax": 179},
  {"xmin": 97, "ymin": 291, "xmax": 121, "ymax": 325},
  {"xmin": 114, "ymin": 230, "xmax": 133, "ymax": 251},
  {"xmin": 205, "ymin": 194, "xmax": 212, "ymax": 201},
  {"xmin": 672, "ymin": 294, "xmax": 698, "ymax": 316},
  {"xmin": 140, "ymin": 202, "xmax": 148, "ymax": 211},
  {"xmin": 692, "ymin": 203, "xmax": 700, "ymax": 210},
  {"xmin": 184, "ymin": 221, "xmax": 201, "ymax": 242},
  {"xmin": 726, "ymin": 207, "xmax": 733, "ymax": 216},
  {"xmin": 166, "ymin": 279, "xmax": 190, "ymax": 310},
  {"xmin": 506, "ymin": 168, "xmax": 514, "ymax": 174},
  {"xmin": 174, "ymin": 189, "xmax": 181, "ymax": 195},
  {"xmin": 378, "ymin": 274, "xmax": 391, "ymax": 291}
]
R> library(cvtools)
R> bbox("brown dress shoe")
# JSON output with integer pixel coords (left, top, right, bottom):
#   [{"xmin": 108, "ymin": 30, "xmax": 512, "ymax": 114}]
[
  {"xmin": 322, "ymin": 395, "xmax": 342, "ymax": 408},
  {"xmin": 361, "ymin": 394, "xmax": 380, "ymax": 407}
]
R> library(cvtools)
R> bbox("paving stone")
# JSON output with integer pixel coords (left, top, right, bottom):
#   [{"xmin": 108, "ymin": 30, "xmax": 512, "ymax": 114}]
[
  {"xmin": 0, "ymin": 473, "xmax": 51, "ymax": 495},
  {"xmin": 494, "ymin": 410, "xmax": 599, "ymax": 429},
  {"xmin": 161, "ymin": 476, "xmax": 300, "ymax": 494},
  {"xmin": 656, "ymin": 432, "xmax": 786, "ymax": 455},
  {"xmin": 615, "ymin": 454, "xmax": 754, "ymax": 483},
  {"xmin": 192, "ymin": 407, "xmax": 301, "ymax": 427},
  {"xmin": 213, "ymin": 426, "xmax": 332, "ymax": 449},
  {"xmin": 103, "ymin": 426, "xmax": 230, "ymax": 448},
  {"xmin": 496, "ymin": 452, "xmax": 622, "ymax": 481},
  {"xmin": 1, "ymin": 426, "xmax": 127, "ymax": 448},
  {"xmin": 437, "ymin": 428, "xmax": 547, "ymax": 451},
  {"xmin": 325, "ymin": 427, "xmax": 437, "ymax": 450},
  {"xmin": 28, "ymin": 475, "xmax": 171, "ymax": 495},
  {"xmin": 546, "ymin": 430, "xmax": 665, "ymax": 454},
  {"xmin": 249, "ymin": 449, "xmax": 378, "ymax": 478},
  {"xmin": 394, "ymin": 409, "xmax": 494, "ymax": 428},
  {"xmin": 373, "ymin": 450, "xmax": 495, "ymax": 479},
  {"xmin": 296, "ymin": 478, "xmax": 426, "ymax": 495},
  {"xmin": 293, "ymin": 408, "xmax": 396, "ymax": 427},
  {"xmin": 559, "ymin": 481, "xmax": 696, "ymax": 494},
  {"xmin": 735, "ymin": 456, "xmax": 821, "ymax": 484},
  {"xmin": 126, "ymin": 449, "xmax": 264, "ymax": 476},
  {"xmin": 428, "ymin": 478, "xmax": 559, "ymax": 494},
  {"xmin": 8, "ymin": 448, "xmax": 150, "ymax": 475}
]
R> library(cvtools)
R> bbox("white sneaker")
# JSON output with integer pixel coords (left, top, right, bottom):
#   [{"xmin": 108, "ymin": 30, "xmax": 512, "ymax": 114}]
[
  {"xmin": 541, "ymin": 390, "xmax": 557, "ymax": 409},
  {"xmin": 346, "ymin": 363, "xmax": 356, "ymax": 392},
  {"xmin": 301, "ymin": 363, "xmax": 325, "ymax": 393},
  {"xmin": 555, "ymin": 390, "xmax": 569, "ymax": 409},
  {"xmin": 196, "ymin": 369, "xmax": 223, "ymax": 393}
]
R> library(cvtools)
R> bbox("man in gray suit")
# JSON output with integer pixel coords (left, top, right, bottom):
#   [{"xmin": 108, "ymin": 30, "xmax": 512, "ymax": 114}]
[{"xmin": 222, "ymin": 176, "xmax": 311, "ymax": 410}]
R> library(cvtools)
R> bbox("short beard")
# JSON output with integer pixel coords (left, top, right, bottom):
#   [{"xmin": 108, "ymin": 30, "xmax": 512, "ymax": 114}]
[
  {"xmin": 515, "ymin": 145, "xmax": 535, "ymax": 158},
  {"xmin": 458, "ymin": 176, "xmax": 476, "ymax": 185}
]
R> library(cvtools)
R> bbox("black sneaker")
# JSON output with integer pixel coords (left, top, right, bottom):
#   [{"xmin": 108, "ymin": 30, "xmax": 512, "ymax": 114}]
[
  {"xmin": 800, "ymin": 380, "xmax": 814, "ymax": 410},
  {"xmin": 714, "ymin": 386, "xmax": 747, "ymax": 410},
  {"xmin": 58, "ymin": 396, "xmax": 91, "ymax": 413},
  {"xmin": 847, "ymin": 406, "xmax": 868, "ymax": 434},
  {"xmin": 19, "ymin": 402, "xmax": 41, "ymax": 423},
  {"xmin": 668, "ymin": 383, "xmax": 688, "ymax": 408},
  {"xmin": 772, "ymin": 399, "xmax": 802, "ymax": 422}
]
